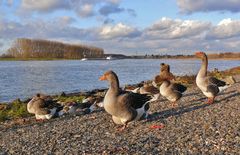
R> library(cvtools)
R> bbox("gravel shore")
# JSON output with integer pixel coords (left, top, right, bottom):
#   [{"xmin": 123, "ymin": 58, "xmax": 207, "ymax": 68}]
[{"xmin": 0, "ymin": 75, "xmax": 239, "ymax": 154}]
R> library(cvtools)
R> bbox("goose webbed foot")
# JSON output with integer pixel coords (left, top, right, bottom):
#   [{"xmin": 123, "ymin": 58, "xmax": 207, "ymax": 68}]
[
  {"xmin": 170, "ymin": 102, "xmax": 178, "ymax": 107},
  {"xmin": 205, "ymin": 97, "xmax": 214, "ymax": 104},
  {"xmin": 36, "ymin": 119, "xmax": 45, "ymax": 122},
  {"xmin": 116, "ymin": 124, "xmax": 127, "ymax": 132}
]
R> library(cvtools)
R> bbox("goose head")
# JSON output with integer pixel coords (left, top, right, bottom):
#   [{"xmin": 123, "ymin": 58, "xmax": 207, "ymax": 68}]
[
  {"xmin": 160, "ymin": 63, "xmax": 170, "ymax": 73},
  {"xmin": 195, "ymin": 51, "xmax": 206, "ymax": 59},
  {"xmin": 99, "ymin": 70, "xmax": 118, "ymax": 81}
]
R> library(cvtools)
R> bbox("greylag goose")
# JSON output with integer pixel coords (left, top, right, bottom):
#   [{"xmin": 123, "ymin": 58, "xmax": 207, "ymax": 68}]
[
  {"xmin": 139, "ymin": 83, "xmax": 160, "ymax": 101},
  {"xmin": 125, "ymin": 83, "xmax": 160, "ymax": 101},
  {"xmin": 153, "ymin": 63, "xmax": 174, "ymax": 87},
  {"xmin": 99, "ymin": 70, "xmax": 152, "ymax": 131},
  {"xmin": 195, "ymin": 51, "xmax": 228, "ymax": 104},
  {"xmin": 58, "ymin": 101, "xmax": 97, "ymax": 116},
  {"xmin": 27, "ymin": 94, "xmax": 57, "ymax": 120},
  {"xmin": 156, "ymin": 63, "xmax": 187, "ymax": 107}
]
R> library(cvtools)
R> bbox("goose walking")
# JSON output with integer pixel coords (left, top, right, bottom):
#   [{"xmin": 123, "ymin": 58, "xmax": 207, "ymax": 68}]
[{"xmin": 99, "ymin": 70, "xmax": 152, "ymax": 131}]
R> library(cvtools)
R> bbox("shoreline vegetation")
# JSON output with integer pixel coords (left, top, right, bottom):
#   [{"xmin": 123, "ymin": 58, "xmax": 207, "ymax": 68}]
[
  {"xmin": 0, "ymin": 38, "xmax": 240, "ymax": 61},
  {"xmin": 0, "ymin": 66, "xmax": 239, "ymax": 123},
  {"xmin": 0, "ymin": 52, "xmax": 240, "ymax": 61}
]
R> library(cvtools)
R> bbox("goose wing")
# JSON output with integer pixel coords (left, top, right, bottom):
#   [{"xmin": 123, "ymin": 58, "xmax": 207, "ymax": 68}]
[
  {"xmin": 206, "ymin": 84, "xmax": 219, "ymax": 96},
  {"xmin": 118, "ymin": 91, "xmax": 151, "ymax": 109},
  {"xmin": 141, "ymin": 85, "xmax": 159, "ymax": 94},
  {"xmin": 208, "ymin": 77, "xmax": 226, "ymax": 87},
  {"xmin": 154, "ymin": 75, "xmax": 164, "ymax": 85},
  {"xmin": 35, "ymin": 108, "xmax": 51, "ymax": 115},
  {"xmin": 170, "ymin": 83, "xmax": 187, "ymax": 93}
]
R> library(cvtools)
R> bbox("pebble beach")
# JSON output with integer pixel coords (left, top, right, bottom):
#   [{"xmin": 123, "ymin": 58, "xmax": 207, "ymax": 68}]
[{"xmin": 0, "ymin": 74, "xmax": 239, "ymax": 154}]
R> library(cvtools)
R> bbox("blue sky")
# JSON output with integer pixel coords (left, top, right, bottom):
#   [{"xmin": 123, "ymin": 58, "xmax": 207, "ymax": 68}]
[{"xmin": 1, "ymin": 0, "xmax": 240, "ymax": 55}]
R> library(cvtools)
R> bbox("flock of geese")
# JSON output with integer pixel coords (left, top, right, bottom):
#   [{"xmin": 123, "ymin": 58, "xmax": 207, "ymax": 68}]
[{"xmin": 27, "ymin": 52, "xmax": 231, "ymax": 131}]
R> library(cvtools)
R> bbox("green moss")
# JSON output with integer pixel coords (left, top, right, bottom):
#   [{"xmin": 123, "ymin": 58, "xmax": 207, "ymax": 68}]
[
  {"xmin": 0, "ymin": 111, "xmax": 8, "ymax": 122},
  {"xmin": 0, "ymin": 100, "xmax": 31, "ymax": 122},
  {"xmin": 55, "ymin": 95, "xmax": 85, "ymax": 103},
  {"xmin": 0, "ymin": 95, "xmax": 85, "ymax": 122}
]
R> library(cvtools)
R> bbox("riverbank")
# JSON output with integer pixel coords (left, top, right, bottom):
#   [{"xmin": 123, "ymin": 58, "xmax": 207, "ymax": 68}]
[
  {"xmin": 0, "ymin": 66, "xmax": 239, "ymax": 122},
  {"xmin": 1, "ymin": 57, "xmax": 240, "ymax": 61},
  {"xmin": 0, "ymin": 66, "xmax": 239, "ymax": 154},
  {"xmin": 0, "ymin": 77, "xmax": 239, "ymax": 154}
]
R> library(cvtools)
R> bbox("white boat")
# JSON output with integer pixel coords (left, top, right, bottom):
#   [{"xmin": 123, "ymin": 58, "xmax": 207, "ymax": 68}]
[
  {"xmin": 106, "ymin": 56, "xmax": 116, "ymax": 60},
  {"xmin": 81, "ymin": 58, "xmax": 88, "ymax": 61}
]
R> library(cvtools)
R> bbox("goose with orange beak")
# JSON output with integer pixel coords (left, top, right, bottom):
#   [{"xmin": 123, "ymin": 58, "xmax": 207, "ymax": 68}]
[
  {"xmin": 195, "ymin": 51, "xmax": 229, "ymax": 104},
  {"xmin": 99, "ymin": 70, "xmax": 152, "ymax": 131}
]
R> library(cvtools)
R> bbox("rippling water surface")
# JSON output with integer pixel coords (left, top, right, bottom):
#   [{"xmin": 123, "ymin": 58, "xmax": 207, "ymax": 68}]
[{"xmin": 0, "ymin": 59, "xmax": 239, "ymax": 102}]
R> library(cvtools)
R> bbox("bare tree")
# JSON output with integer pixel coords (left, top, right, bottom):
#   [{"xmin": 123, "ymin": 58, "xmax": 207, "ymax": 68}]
[{"xmin": 6, "ymin": 38, "xmax": 104, "ymax": 59}]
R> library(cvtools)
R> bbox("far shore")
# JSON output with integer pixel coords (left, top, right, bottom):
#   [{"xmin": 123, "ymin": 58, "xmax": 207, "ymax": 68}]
[{"xmin": 0, "ymin": 57, "xmax": 240, "ymax": 61}]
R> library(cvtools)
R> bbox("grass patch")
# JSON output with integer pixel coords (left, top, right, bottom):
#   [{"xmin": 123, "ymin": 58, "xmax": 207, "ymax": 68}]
[
  {"xmin": 0, "ymin": 100, "xmax": 31, "ymax": 122},
  {"xmin": 0, "ymin": 96, "xmax": 86, "ymax": 122},
  {"xmin": 54, "ymin": 95, "xmax": 85, "ymax": 103}
]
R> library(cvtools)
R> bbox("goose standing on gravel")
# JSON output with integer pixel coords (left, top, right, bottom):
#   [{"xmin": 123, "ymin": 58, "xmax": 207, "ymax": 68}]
[
  {"xmin": 195, "ymin": 51, "xmax": 228, "ymax": 104},
  {"xmin": 153, "ymin": 63, "xmax": 174, "ymax": 87},
  {"xmin": 99, "ymin": 70, "xmax": 152, "ymax": 131},
  {"xmin": 27, "ymin": 94, "xmax": 57, "ymax": 120},
  {"xmin": 155, "ymin": 63, "xmax": 187, "ymax": 107}
]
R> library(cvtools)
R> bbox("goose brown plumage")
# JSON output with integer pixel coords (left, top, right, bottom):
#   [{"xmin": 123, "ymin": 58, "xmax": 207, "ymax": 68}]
[
  {"xmin": 125, "ymin": 82, "xmax": 160, "ymax": 101},
  {"xmin": 27, "ymin": 94, "xmax": 57, "ymax": 120},
  {"xmin": 99, "ymin": 70, "xmax": 152, "ymax": 131},
  {"xmin": 153, "ymin": 63, "xmax": 175, "ymax": 87},
  {"xmin": 195, "ymin": 51, "xmax": 228, "ymax": 104},
  {"xmin": 155, "ymin": 63, "xmax": 187, "ymax": 107}
]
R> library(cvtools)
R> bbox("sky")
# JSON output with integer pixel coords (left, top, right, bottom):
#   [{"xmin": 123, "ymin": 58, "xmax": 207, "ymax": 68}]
[{"xmin": 1, "ymin": 0, "xmax": 240, "ymax": 55}]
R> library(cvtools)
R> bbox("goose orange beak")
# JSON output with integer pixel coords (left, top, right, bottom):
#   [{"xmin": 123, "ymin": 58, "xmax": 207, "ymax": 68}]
[
  {"xmin": 195, "ymin": 51, "xmax": 203, "ymax": 57},
  {"xmin": 99, "ymin": 75, "xmax": 107, "ymax": 81}
]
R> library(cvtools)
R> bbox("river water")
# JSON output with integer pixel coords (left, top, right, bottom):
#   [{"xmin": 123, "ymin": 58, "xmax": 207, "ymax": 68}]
[{"xmin": 0, "ymin": 59, "xmax": 239, "ymax": 102}]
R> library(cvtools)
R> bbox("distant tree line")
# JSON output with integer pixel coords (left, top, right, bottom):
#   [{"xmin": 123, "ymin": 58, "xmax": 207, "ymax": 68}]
[
  {"xmin": 5, "ymin": 38, "xmax": 104, "ymax": 59},
  {"xmin": 207, "ymin": 52, "xmax": 240, "ymax": 59},
  {"xmin": 129, "ymin": 52, "xmax": 240, "ymax": 59}
]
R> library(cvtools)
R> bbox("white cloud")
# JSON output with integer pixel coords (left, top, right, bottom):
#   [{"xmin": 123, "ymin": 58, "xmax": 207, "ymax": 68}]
[
  {"xmin": 58, "ymin": 16, "xmax": 75, "ymax": 25},
  {"xmin": 20, "ymin": 0, "xmax": 70, "ymax": 13},
  {"xmin": 99, "ymin": 23, "xmax": 140, "ymax": 39},
  {"xmin": 206, "ymin": 18, "xmax": 240, "ymax": 39},
  {"xmin": 0, "ymin": 18, "xmax": 93, "ymax": 41},
  {"xmin": 144, "ymin": 17, "xmax": 210, "ymax": 39},
  {"xmin": 1, "ymin": 16, "xmax": 240, "ymax": 55},
  {"xmin": 78, "ymin": 4, "xmax": 95, "ymax": 18},
  {"xmin": 16, "ymin": 0, "xmax": 135, "ymax": 21},
  {"xmin": 177, "ymin": 0, "xmax": 240, "ymax": 14}
]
